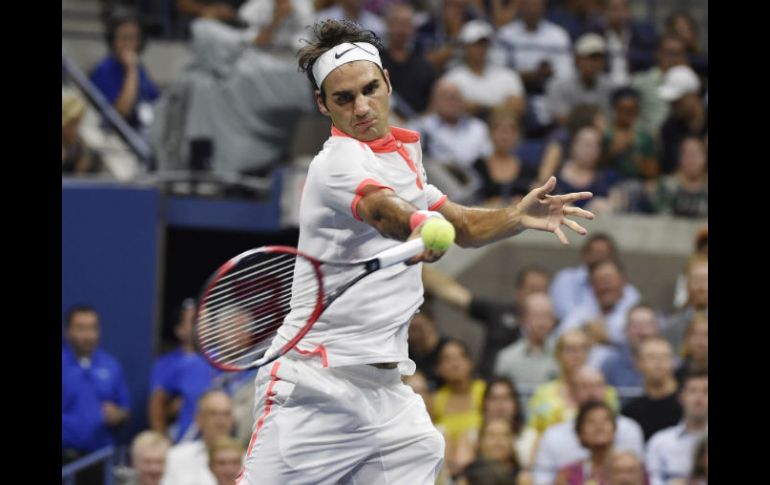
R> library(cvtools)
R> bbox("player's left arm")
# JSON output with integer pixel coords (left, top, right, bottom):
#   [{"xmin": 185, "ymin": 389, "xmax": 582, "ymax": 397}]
[{"xmin": 438, "ymin": 176, "xmax": 595, "ymax": 248}]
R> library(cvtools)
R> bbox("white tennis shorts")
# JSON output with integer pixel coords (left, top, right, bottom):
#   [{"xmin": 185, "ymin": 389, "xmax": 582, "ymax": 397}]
[{"xmin": 236, "ymin": 354, "xmax": 445, "ymax": 484}]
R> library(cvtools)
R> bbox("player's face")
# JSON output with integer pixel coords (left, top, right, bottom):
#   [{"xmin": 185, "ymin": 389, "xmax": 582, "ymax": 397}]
[{"xmin": 317, "ymin": 61, "xmax": 392, "ymax": 142}]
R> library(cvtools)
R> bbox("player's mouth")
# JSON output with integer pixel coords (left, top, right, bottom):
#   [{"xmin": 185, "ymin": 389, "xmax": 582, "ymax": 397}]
[{"xmin": 355, "ymin": 119, "xmax": 376, "ymax": 130}]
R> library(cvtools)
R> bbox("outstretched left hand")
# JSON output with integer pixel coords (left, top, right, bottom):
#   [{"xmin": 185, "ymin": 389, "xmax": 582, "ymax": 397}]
[{"xmin": 517, "ymin": 176, "xmax": 595, "ymax": 245}]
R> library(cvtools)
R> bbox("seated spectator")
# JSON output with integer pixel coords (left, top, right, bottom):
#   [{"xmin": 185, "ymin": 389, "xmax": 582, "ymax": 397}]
[
  {"xmin": 621, "ymin": 337, "xmax": 682, "ymax": 441},
  {"xmin": 379, "ymin": 3, "xmax": 437, "ymax": 115},
  {"xmin": 62, "ymin": 94, "xmax": 104, "ymax": 175},
  {"xmin": 480, "ymin": 377, "xmax": 537, "ymax": 470},
  {"xmin": 662, "ymin": 256, "xmax": 707, "ymax": 351},
  {"xmin": 113, "ymin": 431, "xmax": 171, "ymax": 485},
  {"xmin": 455, "ymin": 458, "xmax": 514, "ymax": 485},
  {"xmin": 161, "ymin": 390, "xmax": 235, "ymax": 485},
  {"xmin": 550, "ymin": 232, "xmax": 639, "ymax": 320},
  {"xmin": 652, "ymin": 136, "xmax": 708, "ymax": 218},
  {"xmin": 408, "ymin": 305, "xmax": 451, "ymax": 389},
  {"xmin": 593, "ymin": 0, "xmax": 657, "ymax": 83},
  {"xmin": 674, "ymin": 314, "xmax": 707, "ymax": 387},
  {"xmin": 442, "ymin": 20, "xmax": 526, "ymax": 119},
  {"xmin": 494, "ymin": 292, "xmax": 559, "ymax": 389},
  {"xmin": 603, "ymin": 87, "xmax": 658, "ymax": 182},
  {"xmin": 472, "ymin": 108, "xmax": 538, "ymax": 207},
  {"xmin": 238, "ymin": 0, "xmax": 314, "ymax": 53},
  {"xmin": 90, "ymin": 12, "xmax": 160, "ymax": 132},
  {"xmin": 415, "ymin": 0, "xmax": 483, "ymax": 73},
  {"xmin": 432, "ymin": 339, "xmax": 487, "ymax": 476},
  {"xmin": 63, "ymin": 305, "xmax": 132, "ymax": 485},
  {"xmin": 316, "ymin": 0, "xmax": 386, "ymax": 39},
  {"xmin": 657, "ymin": 65, "xmax": 707, "ymax": 175},
  {"xmin": 553, "ymin": 401, "xmax": 618, "ymax": 485},
  {"xmin": 600, "ymin": 303, "xmax": 660, "ymax": 391},
  {"xmin": 207, "ymin": 436, "xmax": 244, "ymax": 485},
  {"xmin": 459, "ymin": 418, "xmax": 523, "ymax": 484},
  {"xmin": 422, "ymin": 264, "xmax": 552, "ymax": 379},
  {"xmin": 606, "ymin": 450, "xmax": 649, "ymax": 485},
  {"xmin": 527, "ymin": 331, "xmax": 619, "ymax": 435},
  {"xmin": 546, "ymin": 0, "xmax": 603, "ymax": 42},
  {"xmin": 645, "ymin": 370, "xmax": 708, "ymax": 485},
  {"xmin": 672, "ymin": 225, "xmax": 707, "ymax": 309},
  {"xmin": 555, "ymin": 125, "xmax": 623, "ymax": 213},
  {"xmin": 663, "ymin": 11, "xmax": 708, "ymax": 79},
  {"xmin": 546, "ymin": 33, "xmax": 614, "ymax": 126},
  {"xmin": 533, "ymin": 367, "xmax": 643, "ymax": 485}
]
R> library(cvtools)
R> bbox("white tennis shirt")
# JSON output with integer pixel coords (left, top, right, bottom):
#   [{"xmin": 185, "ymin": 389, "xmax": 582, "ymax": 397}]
[{"xmin": 271, "ymin": 125, "xmax": 447, "ymax": 373}]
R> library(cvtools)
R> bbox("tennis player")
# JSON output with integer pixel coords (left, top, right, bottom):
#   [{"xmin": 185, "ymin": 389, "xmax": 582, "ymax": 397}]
[{"xmin": 237, "ymin": 19, "xmax": 594, "ymax": 484}]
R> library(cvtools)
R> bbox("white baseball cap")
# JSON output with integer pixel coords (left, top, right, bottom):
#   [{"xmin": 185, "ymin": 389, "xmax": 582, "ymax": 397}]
[
  {"xmin": 574, "ymin": 33, "xmax": 606, "ymax": 56},
  {"xmin": 458, "ymin": 20, "xmax": 494, "ymax": 44},
  {"xmin": 657, "ymin": 65, "xmax": 701, "ymax": 101}
]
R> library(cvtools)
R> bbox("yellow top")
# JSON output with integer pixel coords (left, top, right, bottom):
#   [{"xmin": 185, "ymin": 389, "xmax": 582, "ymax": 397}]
[
  {"xmin": 432, "ymin": 379, "xmax": 487, "ymax": 441},
  {"xmin": 527, "ymin": 379, "xmax": 619, "ymax": 434}
]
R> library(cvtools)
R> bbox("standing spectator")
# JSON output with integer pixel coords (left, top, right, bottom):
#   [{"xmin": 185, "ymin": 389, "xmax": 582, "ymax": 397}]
[
  {"xmin": 90, "ymin": 12, "xmax": 160, "ymax": 132},
  {"xmin": 472, "ymin": 108, "xmax": 538, "ymax": 207},
  {"xmin": 546, "ymin": 33, "xmax": 614, "ymax": 126},
  {"xmin": 62, "ymin": 94, "xmax": 103, "ymax": 175},
  {"xmin": 663, "ymin": 11, "xmax": 708, "ymax": 79},
  {"xmin": 62, "ymin": 305, "xmax": 132, "ymax": 485},
  {"xmin": 316, "ymin": 0, "xmax": 387, "ymax": 39},
  {"xmin": 238, "ymin": 0, "xmax": 314, "ymax": 53},
  {"xmin": 603, "ymin": 87, "xmax": 659, "ymax": 182},
  {"xmin": 161, "ymin": 390, "xmax": 235, "ymax": 485},
  {"xmin": 113, "ymin": 431, "xmax": 171, "ymax": 485},
  {"xmin": 673, "ymin": 315, "xmax": 707, "ymax": 387},
  {"xmin": 408, "ymin": 305, "xmax": 451, "ymax": 389},
  {"xmin": 554, "ymin": 401, "xmax": 618, "ymax": 485},
  {"xmin": 645, "ymin": 371, "xmax": 708, "ymax": 485},
  {"xmin": 621, "ymin": 337, "xmax": 682, "ymax": 441},
  {"xmin": 494, "ymin": 292, "xmax": 559, "ymax": 389},
  {"xmin": 600, "ymin": 303, "xmax": 660, "ymax": 391},
  {"xmin": 593, "ymin": 0, "xmax": 657, "ymax": 84},
  {"xmin": 662, "ymin": 256, "xmax": 708, "ymax": 351},
  {"xmin": 380, "ymin": 3, "xmax": 437, "ymax": 115},
  {"xmin": 656, "ymin": 65, "xmax": 707, "ymax": 175},
  {"xmin": 630, "ymin": 35, "xmax": 688, "ymax": 137},
  {"xmin": 207, "ymin": 437, "xmax": 244, "ymax": 485},
  {"xmin": 533, "ymin": 367, "xmax": 643, "ymax": 485},
  {"xmin": 442, "ymin": 20, "xmax": 526, "ymax": 119},
  {"xmin": 422, "ymin": 264, "xmax": 552, "ymax": 379},
  {"xmin": 652, "ymin": 136, "xmax": 708, "ymax": 218}
]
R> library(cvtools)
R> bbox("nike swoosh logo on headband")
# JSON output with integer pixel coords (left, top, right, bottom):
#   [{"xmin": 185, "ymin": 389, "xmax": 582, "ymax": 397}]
[{"xmin": 334, "ymin": 44, "xmax": 377, "ymax": 60}]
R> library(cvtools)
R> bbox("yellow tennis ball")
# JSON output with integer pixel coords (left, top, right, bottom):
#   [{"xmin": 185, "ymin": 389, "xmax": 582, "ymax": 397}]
[{"xmin": 421, "ymin": 218, "xmax": 456, "ymax": 252}]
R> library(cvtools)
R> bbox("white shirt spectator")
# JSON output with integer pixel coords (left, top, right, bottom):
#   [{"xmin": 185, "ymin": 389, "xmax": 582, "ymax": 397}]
[
  {"xmin": 549, "ymin": 265, "xmax": 640, "ymax": 322},
  {"xmin": 161, "ymin": 440, "xmax": 216, "ymax": 485},
  {"xmin": 556, "ymin": 288, "xmax": 641, "ymax": 346},
  {"xmin": 646, "ymin": 422, "xmax": 708, "ymax": 485},
  {"xmin": 411, "ymin": 114, "xmax": 493, "ymax": 169},
  {"xmin": 238, "ymin": 0, "xmax": 314, "ymax": 52},
  {"xmin": 532, "ymin": 415, "xmax": 645, "ymax": 485},
  {"xmin": 316, "ymin": 5, "xmax": 386, "ymax": 40},
  {"xmin": 493, "ymin": 340, "xmax": 558, "ymax": 389},
  {"xmin": 442, "ymin": 64, "xmax": 525, "ymax": 109},
  {"xmin": 496, "ymin": 19, "xmax": 574, "ymax": 80}
]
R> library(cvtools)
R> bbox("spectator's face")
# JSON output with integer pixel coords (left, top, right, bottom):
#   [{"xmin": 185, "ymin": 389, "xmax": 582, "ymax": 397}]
[
  {"xmin": 686, "ymin": 319, "xmax": 708, "ymax": 361},
  {"xmin": 613, "ymin": 95, "xmax": 639, "ymax": 128},
  {"xmin": 523, "ymin": 293, "xmax": 556, "ymax": 343},
  {"xmin": 464, "ymin": 39, "xmax": 489, "ymax": 65},
  {"xmin": 670, "ymin": 15, "xmax": 697, "ymax": 49},
  {"xmin": 437, "ymin": 342, "xmax": 473, "ymax": 383},
  {"xmin": 606, "ymin": 0, "xmax": 630, "ymax": 29},
  {"xmin": 582, "ymin": 239, "xmax": 615, "ymax": 265},
  {"xmin": 679, "ymin": 138, "xmax": 707, "ymax": 179},
  {"xmin": 134, "ymin": 447, "xmax": 167, "ymax": 485},
  {"xmin": 657, "ymin": 38, "xmax": 687, "ymax": 71},
  {"xmin": 608, "ymin": 453, "xmax": 645, "ymax": 485},
  {"xmin": 576, "ymin": 54, "xmax": 606, "ymax": 81},
  {"xmin": 114, "ymin": 21, "xmax": 140, "ymax": 54},
  {"xmin": 625, "ymin": 307, "xmax": 658, "ymax": 347},
  {"xmin": 478, "ymin": 418, "xmax": 514, "ymax": 462},
  {"xmin": 557, "ymin": 332, "xmax": 590, "ymax": 373},
  {"xmin": 433, "ymin": 82, "xmax": 465, "ymax": 122},
  {"xmin": 570, "ymin": 127, "xmax": 602, "ymax": 168},
  {"xmin": 520, "ymin": 0, "xmax": 545, "ymax": 25},
  {"xmin": 490, "ymin": 117, "xmax": 520, "ymax": 154},
  {"xmin": 578, "ymin": 406, "xmax": 615, "ymax": 449},
  {"xmin": 318, "ymin": 61, "xmax": 391, "ymax": 142},
  {"xmin": 197, "ymin": 393, "xmax": 235, "ymax": 442},
  {"xmin": 590, "ymin": 262, "xmax": 625, "ymax": 310},
  {"xmin": 386, "ymin": 6, "xmax": 415, "ymax": 48},
  {"xmin": 573, "ymin": 368, "xmax": 606, "ymax": 404},
  {"xmin": 408, "ymin": 312, "xmax": 437, "ymax": 352},
  {"xmin": 175, "ymin": 306, "xmax": 195, "ymax": 346},
  {"xmin": 680, "ymin": 376, "xmax": 708, "ymax": 420},
  {"xmin": 66, "ymin": 310, "xmax": 100, "ymax": 357},
  {"xmin": 484, "ymin": 382, "xmax": 517, "ymax": 421},
  {"xmin": 637, "ymin": 340, "xmax": 674, "ymax": 384},
  {"xmin": 687, "ymin": 261, "xmax": 708, "ymax": 309},
  {"xmin": 210, "ymin": 448, "xmax": 243, "ymax": 485}
]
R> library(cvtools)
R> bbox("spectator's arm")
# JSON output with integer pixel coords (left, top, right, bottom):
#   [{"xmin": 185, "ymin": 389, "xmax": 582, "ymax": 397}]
[
  {"xmin": 113, "ymin": 52, "xmax": 140, "ymax": 119},
  {"xmin": 537, "ymin": 142, "xmax": 563, "ymax": 185},
  {"xmin": 254, "ymin": 0, "xmax": 294, "ymax": 46},
  {"xmin": 148, "ymin": 388, "xmax": 172, "ymax": 433},
  {"xmin": 422, "ymin": 265, "xmax": 472, "ymax": 312}
]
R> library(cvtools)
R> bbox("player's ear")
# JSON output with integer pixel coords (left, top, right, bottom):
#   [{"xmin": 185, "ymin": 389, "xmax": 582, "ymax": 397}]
[
  {"xmin": 383, "ymin": 69, "xmax": 393, "ymax": 95},
  {"xmin": 315, "ymin": 90, "xmax": 330, "ymax": 117}
]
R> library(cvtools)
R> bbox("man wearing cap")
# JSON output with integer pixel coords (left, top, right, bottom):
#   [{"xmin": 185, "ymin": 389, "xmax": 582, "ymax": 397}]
[
  {"xmin": 235, "ymin": 18, "xmax": 596, "ymax": 484},
  {"xmin": 657, "ymin": 64, "xmax": 707, "ymax": 175},
  {"xmin": 442, "ymin": 19, "xmax": 525, "ymax": 118},
  {"xmin": 545, "ymin": 32, "xmax": 614, "ymax": 126}
]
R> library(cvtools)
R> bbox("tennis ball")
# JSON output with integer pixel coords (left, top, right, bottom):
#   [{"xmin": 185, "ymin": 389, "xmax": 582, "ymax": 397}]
[{"xmin": 421, "ymin": 218, "xmax": 456, "ymax": 252}]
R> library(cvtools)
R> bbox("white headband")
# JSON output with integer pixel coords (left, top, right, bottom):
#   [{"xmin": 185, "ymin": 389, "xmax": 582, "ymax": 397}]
[{"xmin": 312, "ymin": 42, "xmax": 383, "ymax": 89}]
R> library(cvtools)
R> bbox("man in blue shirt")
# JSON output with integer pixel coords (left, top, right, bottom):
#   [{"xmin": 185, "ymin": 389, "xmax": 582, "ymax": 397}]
[{"xmin": 62, "ymin": 305, "xmax": 131, "ymax": 484}]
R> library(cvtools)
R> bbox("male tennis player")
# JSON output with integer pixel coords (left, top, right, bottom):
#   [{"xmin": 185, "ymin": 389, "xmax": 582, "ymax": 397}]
[{"xmin": 237, "ymin": 19, "xmax": 594, "ymax": 484}]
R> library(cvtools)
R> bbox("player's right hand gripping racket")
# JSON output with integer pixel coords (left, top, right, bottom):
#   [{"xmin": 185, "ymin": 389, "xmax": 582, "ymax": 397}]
[{"xmin": 194, "ymin": 238, "xmax": 426, "ymax": 371}]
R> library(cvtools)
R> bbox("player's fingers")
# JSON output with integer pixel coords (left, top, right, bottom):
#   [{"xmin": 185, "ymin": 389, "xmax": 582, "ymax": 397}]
[
  {"xmin": 536, "ymin": 176, "xmax": 557, "ymax": 199},
  {"xmin": 564, "ymin": 206, "xmax": 595, "ymax": 220},
  {"xmin": 561, "ymin": 218, "xmax": 588, "ymax": 236},
  {"xmin": 561, "ymin": 192, "xmax": 593, "ymax": 203},
  {"xmin": 554, "ymin": 226, "xmax": 569, "ymax": 245}
]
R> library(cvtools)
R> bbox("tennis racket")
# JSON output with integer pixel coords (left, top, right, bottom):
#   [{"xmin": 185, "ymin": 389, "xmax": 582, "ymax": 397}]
[{"xmin": 194, "ymin": 238, "xmax": 426, "ymax": 371}]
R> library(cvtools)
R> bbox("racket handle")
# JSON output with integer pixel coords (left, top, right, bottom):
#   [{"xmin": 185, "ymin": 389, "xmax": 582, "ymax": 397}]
[{"xmin": 375, "ymin": 238, "xmax": 426, "ymax": 268}]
